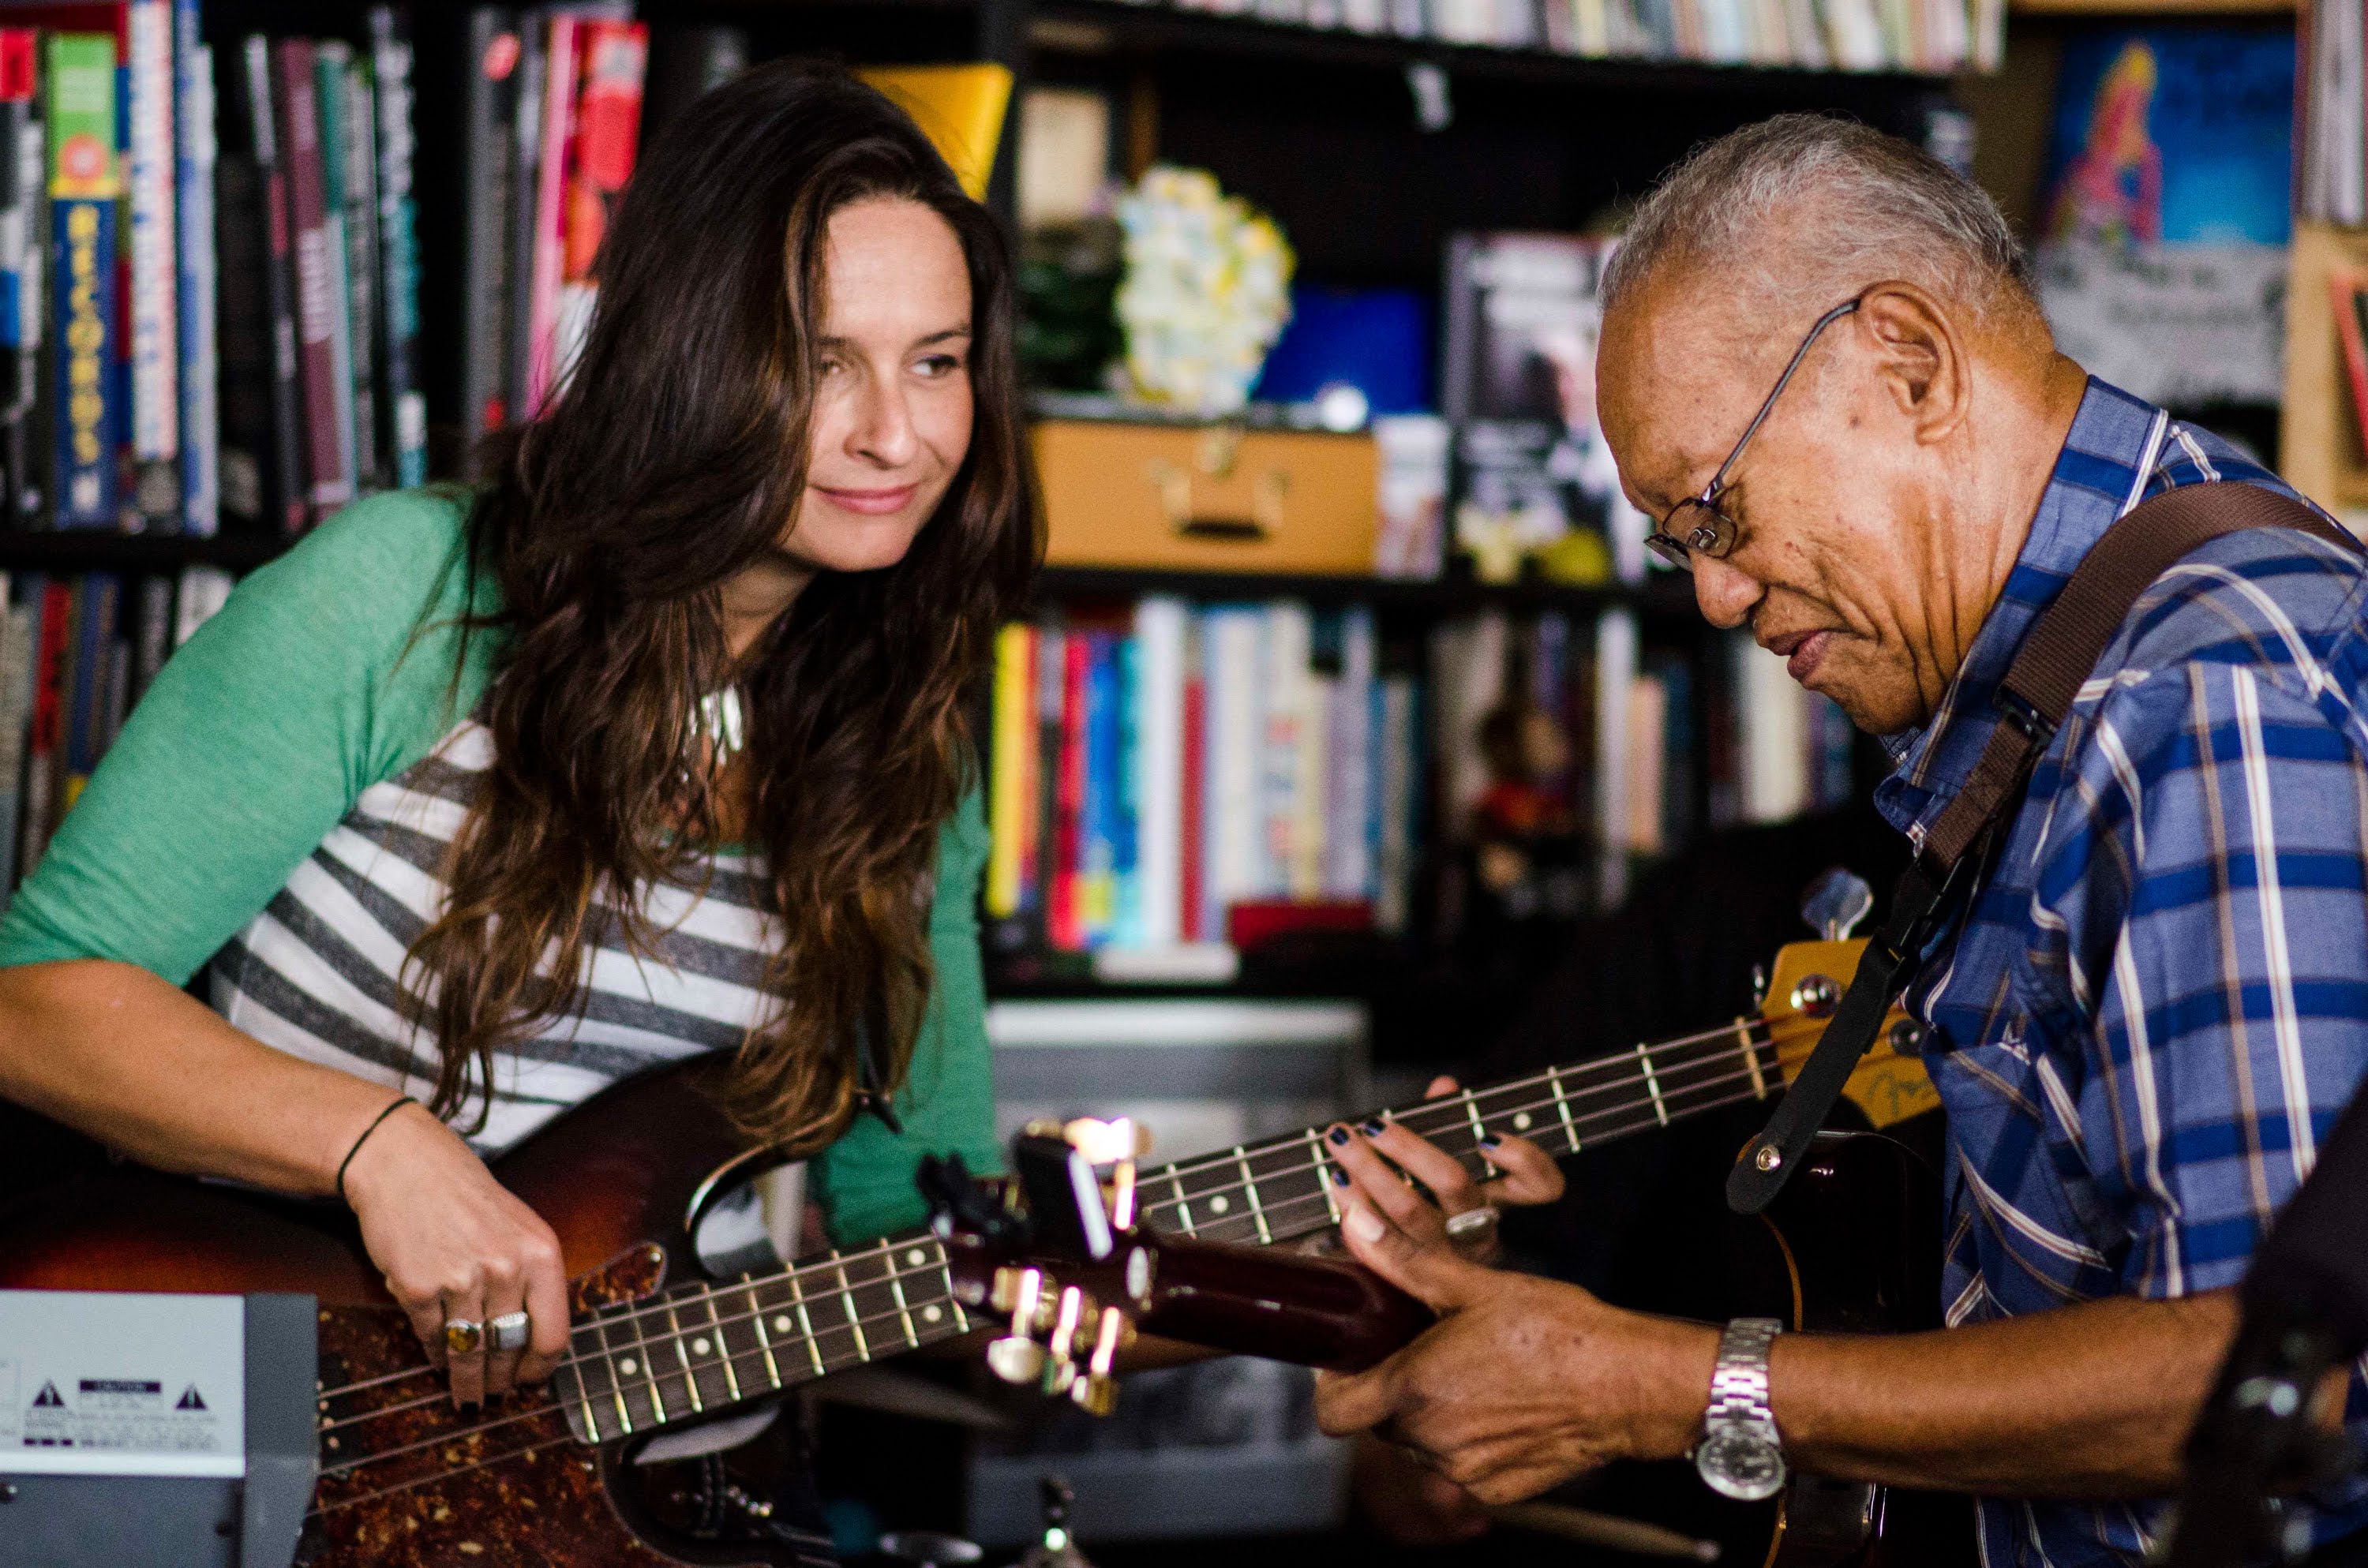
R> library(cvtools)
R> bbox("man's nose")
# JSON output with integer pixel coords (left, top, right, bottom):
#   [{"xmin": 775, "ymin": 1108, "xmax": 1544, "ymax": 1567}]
[{"xmin": 1692, "ymin": 555, "xmax": 1764, "ymax": 631}]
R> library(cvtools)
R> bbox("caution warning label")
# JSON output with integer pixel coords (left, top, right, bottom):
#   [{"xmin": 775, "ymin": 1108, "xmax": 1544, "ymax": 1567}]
[{"xmin": 0, "ymin": 1291, "xmax": 245, "ymax": 1477}]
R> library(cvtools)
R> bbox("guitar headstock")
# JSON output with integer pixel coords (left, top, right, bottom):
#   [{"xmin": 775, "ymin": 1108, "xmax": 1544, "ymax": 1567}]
[
  {"xmin": 920, "ymin": 1118, "xmax": 1154, "ymax": 1416},
  {"xmin": 1759, "ymin": 939, "xmax": 1941, "ymax": 1128}
]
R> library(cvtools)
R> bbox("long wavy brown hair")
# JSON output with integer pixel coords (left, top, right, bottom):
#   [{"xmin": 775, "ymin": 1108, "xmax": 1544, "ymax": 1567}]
[{"xmin": 405, "ymin": 63, "xmax": 1036, "ymax": 1145}]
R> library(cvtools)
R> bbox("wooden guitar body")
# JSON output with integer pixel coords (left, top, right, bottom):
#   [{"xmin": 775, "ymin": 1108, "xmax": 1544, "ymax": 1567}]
[{"xmin": 0, "ymin": 1057, "xmax": 826, "ymax": 1568}]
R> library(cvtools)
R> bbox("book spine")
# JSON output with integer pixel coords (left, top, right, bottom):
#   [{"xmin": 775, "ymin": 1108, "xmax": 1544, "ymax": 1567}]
[
  {"xmin": 63, "ymin": 573, "xmax": 116, "ymax": 813},
  {"xmin": 1178, "ymin": 645, "xmax": 1205, "ymax": 943},
  {"xmin": 1111, "ymin": 632, "xmax": 1141, "ymax": 949},
  {"xmin": 9, "ymin": 106, "xmax": 44, "ymax": 530},
  {"xmin": 1593, "ymin": 606, "xmax": 1637, "ymax": 905},
  {"xmin": 171, "ymin": 560, "xmax": 230, "ymax": 646},
  {"xmin": 334, "ymin": 50, "xmax": 380, "ymax": 491},
  {"xmin": 0, "ymin": 36, "xmax": 33, "ymax": 530},
  {"xmin": 129, "ymin": 568, "xmax": 166, "ymax": 701},
  {"xmin": 20, "ymin": 574, "xmax": 61, "ymax": 873},
  {"xmin": 459, "ymin": 7, "xmax": 518, "ymax": 452},
  {"xmin": 0, "ymin": 593, "xmax": 32, "ymax": 900},
  {"xmin": 1205, "ymin": 608, "xmax": 1263, "ymax": 940},
  {"xmin": 1077, "ymin": 628, "xmax": 1120, "ymax": 946},
  {"xmin": 1032, "ymin": 623, "xmax": 1065, "ymax": 934},
  {"xmin": 272, "ymin": 39, "xmax": 347, "ymax": 517},
  {"xmin": 985, "ymin": 620, "xmax": 1033, "ymax": 921},
  {"xmin": 553, "ymin": 20, "xmax": 643, "ymax": 398},
  {"xmin": 306, "ymin": 42, "xmax": 358, "ymax": 507},
  {"xmin": 1050, "ymin": 629, "xmax": 1088, "ymax": 952},
  {"xmin": 47, "ymin": 33, "xmax": 122, "ymax": 530},
  {"xmin": 1327, "ymin": 604, "xmax": 1375, "ymax": 900},
  {"xmin": 174, "ymin": 6, "xmax": 215, "ymax": 535},
  {"xmin": 369, "ymin": 6, "xmax": 423, "ymax": 488},
  {"xmin": 523, "ymin": 15, "xmax": 576, "ymax": 417},
  {"xmin": 127, "ymin": 0, "xmax": 176, "ymax": 518},
  {"xmin": 2332, "ymin": 271, "xmax": 2368, "ymax": 452},
  {"xmin": 1375, "ymin": 675, "xmax": 1414, "ymax": 934},
  {"xmin": 1259, "ymin": 602, "xmax": 1309, "ymax": 898},
  {"xmin": 1131, "ymin": 595, "xmax": 1186, "ymax": 950},
  {"xmin": 502, "ymin": 17, "xmax": 541, "ymax": 429}
]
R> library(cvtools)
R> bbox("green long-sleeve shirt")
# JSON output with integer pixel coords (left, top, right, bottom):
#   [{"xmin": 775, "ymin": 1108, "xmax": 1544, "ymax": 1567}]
[{"xmin": 0, "ymin": 488, "xmax": 998, "ymax": 1244}]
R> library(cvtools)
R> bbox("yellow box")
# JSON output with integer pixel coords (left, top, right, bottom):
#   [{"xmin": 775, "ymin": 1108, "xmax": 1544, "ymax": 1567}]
[{"xmin": 1032, "ymin": 420, "xmax": 1381, "ymax": 575}]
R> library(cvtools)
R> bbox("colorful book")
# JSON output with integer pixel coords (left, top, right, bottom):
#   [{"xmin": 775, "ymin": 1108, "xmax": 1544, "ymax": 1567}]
[
  {"xmin": 553, "ymin": 19, "xmax": 643, "ymax": 396},
  {"xmin": 2332, "ymin": 268, "xmax": 2368, "ymax": 454},
  {"xmin": 320, "ymin": 42, "xmax": 377, "ymax": 492},
  {"xmin": 522, "ymin": 11, "xmax": 577, "ymax": 418},
  {"xmin": 985, "ymin": 621, "xmax": 1035, "ymax": 921},
  {"xmin": 501, "ymin": 13, "xmax": 541, "ymax": 429},
  {"xmin": 0, "ymin": 30, "xmax": 39, "ymax": 530},
  {"xmin": 19, "ymin": 574, "xmax": 62, "ymax": 872},
  {"xmin": 174, "ymin": 2, "xmax": 215, "ymax": 533},
  {"xmin": 61, "ymin": 571, "xmax": 114, "ymax": 811},
  {"xmin": 1131, "ymin": 596, "xmax": 1187, "ymax": 951},
  {"xmin": 126, "ymin": 0, "xmax": 175, "ymax": 520},
  {"xmin": 44, "ymin": 32, "xmax": 119, "ymax": 528},
  {"xmin": 0, "ymin": 581, "xmax": 33, "ymax": 898},
  {"xmin": 455, "ymin": 6, "xmax": 519, "ymax": 455},
  {"xmin": 369, "ymin": 6, "xmax": 424, "ymax": 487},
  {"xmin": 272, "ymin": 39, "xmax": 348, "ymax": 518},
  {"xmin": 309, "ymin": 41, "xmax": 361, "ymax": 504},
  {"xmin": 1076, "ymin": 627, "xmax": 1122, "ymax": 946},
  {"xmin": 1049, "ymin": 630, "xmax": 1088, "ymax": 952}
]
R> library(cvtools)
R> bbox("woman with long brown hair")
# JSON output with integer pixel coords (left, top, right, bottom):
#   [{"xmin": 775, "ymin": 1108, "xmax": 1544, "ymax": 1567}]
[{"xmin": 0, "ymin": 62, "xmax": 1030, "ymax": 1413}]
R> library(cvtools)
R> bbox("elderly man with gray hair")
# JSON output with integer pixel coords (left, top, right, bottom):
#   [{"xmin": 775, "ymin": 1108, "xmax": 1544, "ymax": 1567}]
[{"xmin": 1314, "ymin": 115, "xmax": 2368, "ymax": 1565}]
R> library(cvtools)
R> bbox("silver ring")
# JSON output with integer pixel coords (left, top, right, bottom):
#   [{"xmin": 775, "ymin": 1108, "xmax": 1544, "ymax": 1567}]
[
  {"xmin": 1444, "ymin": 1207, "xmax": 1499, "ymax": 1238},
  {"xmin": 489, "ymin": 1312, "xmax": 532, "ymax": 1353},
  {"xmin": 443, "ymin": 1319, "xmax": 484, "ymax": 1356}
]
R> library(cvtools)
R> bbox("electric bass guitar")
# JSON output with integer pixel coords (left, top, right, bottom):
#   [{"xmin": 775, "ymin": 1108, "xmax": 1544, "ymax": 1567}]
[{"xmin": 0, "ymin": 935, "xmax": 1945, "ymax": 1566}]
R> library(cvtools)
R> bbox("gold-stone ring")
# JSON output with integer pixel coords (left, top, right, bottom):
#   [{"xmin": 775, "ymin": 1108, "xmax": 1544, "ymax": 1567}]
[{"xmin": 443, "ymin": 1318, "xmax": 485, "ymax": 1356}]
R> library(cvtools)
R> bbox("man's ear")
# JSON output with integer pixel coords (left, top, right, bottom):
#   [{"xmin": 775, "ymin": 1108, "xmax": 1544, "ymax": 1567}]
[{"xmin": 1857, "ymin": 283, "xmax": 1969, "ymax": 446}]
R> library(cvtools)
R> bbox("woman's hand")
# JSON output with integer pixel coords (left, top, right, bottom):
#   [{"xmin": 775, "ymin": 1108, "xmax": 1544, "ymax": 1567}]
[
  {"xmin": 340, "ymin": 1104, "xmax": 573, "ymax": 1410},
  {"xmin": 1325, "ymin": 1076, "xmax": 1565, "ymax": 1265}
]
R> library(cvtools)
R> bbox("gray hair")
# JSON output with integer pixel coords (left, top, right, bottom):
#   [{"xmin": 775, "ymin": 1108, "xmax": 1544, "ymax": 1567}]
[{"xmin": 1600, "ymin": 114, "xmax": 2031, "ymax": 324}]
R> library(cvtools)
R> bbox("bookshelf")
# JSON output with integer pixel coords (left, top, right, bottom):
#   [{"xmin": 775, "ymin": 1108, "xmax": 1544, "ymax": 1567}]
[
  {"xmin": 0, "ymin": 0, "xmax": 1951, "ymax": 1048},
  {"xmin": 2283, "ymin": 221, "xmax": 2368, "ymax": 518}
]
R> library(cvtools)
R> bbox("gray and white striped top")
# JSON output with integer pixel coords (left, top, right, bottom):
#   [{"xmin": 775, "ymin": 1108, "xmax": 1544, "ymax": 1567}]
[{"xmin": 210, "ymin": 715, "xmax": 785, "ymax": 1151}]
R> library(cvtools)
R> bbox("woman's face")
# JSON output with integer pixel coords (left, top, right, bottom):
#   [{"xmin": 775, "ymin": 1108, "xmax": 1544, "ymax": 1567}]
[{"xmin": 782, "ymin": 196, "xmax": 976, "ymax": 574}]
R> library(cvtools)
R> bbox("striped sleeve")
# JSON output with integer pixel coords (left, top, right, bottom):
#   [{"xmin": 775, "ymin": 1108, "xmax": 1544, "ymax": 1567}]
[{"xmin": 2043, "ymin": 659, "xmax": 2368, "ymax": 1298}]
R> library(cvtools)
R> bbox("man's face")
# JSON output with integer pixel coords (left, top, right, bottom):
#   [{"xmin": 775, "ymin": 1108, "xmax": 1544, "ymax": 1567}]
[{"xmin": 1598, "ymin": 273, "xmax": 1958, "ymax": 735}]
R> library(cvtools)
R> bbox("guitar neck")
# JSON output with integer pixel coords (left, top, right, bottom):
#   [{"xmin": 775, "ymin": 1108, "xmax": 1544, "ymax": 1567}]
[
  {"xmin": 553, "ymin": 1015, "xmax": 1777, "ymax": 1445},
  {"xmin": 1133, "ymin": 1016, "xmax": 1778, "ymax": 1249}
]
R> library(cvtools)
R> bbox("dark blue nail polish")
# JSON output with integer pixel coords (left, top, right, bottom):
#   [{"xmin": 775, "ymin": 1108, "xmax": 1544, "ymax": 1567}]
[
  {"xmin": 487, "ymin": 1393, "xmax": 506, "ymax": 1411},
  {"xmin": 1328, "ymin": 1126, "xmax": 1351, "ymax": 1147},
  {"xmin": 459, "ymin": 1401, "xmax": 479, "ymax": 1420},
  {"xmin": 1330, "ymin": 1166, "xmax": 1351, "ymax": 1187},
  {"xmin": 1478, "ymin": 1132, "xmax": 1501, "ymax": 1150},
  {"xmin": 1362, "ymin": 1118, "xmax": 1386, "ymax": 1136}
]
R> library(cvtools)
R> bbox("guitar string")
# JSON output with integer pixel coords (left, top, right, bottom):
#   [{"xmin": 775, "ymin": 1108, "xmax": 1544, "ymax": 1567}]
[
  {"xmin": 310, "ymin": 1011, "xmax": 1789, "ymax": 1404},
  {"xmin": 313, "ymin": 1041, "xmax": 1791, "ymax": 1438},
  {"xmin": 316, "ymin": 1063, "xmax": 1791, "ymax": 1474},
  {"xmin": 314, "ymin": 1074, "xmax": 1795, "ymax": 1507},
  {"xmin": 313, "ymin": 1035, "xmax": 1777, "ymax": 1432}
]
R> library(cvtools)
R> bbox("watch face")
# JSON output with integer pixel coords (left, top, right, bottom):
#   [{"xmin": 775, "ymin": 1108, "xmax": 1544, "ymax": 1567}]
[{"xmin": 1696, "ymin": 1424, "xmax": 1785, "ymax": 1501}]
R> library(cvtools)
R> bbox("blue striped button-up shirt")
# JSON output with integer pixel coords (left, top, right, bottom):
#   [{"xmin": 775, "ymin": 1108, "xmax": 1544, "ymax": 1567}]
[{"xmin": 1875, "ymin": 379, "xmax": 2368, "ymax": 1566}]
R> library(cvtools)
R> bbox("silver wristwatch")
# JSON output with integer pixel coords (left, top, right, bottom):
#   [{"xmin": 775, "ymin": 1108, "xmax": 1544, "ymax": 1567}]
[{"xmin": 1694, "ymin": 1316, "xmax": 1786, "ymax": 1501}]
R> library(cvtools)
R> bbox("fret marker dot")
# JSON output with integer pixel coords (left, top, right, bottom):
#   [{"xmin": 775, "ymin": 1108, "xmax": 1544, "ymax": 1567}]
[
  {"xmin": 1208, "ymin": 1195, "xmax": 1230, "ymax": 1214},
  {"xmin": 691, "ymin": 1337, "xmax": 711, "ymax": 1356},
  {"xmin": 924, "ymin": 1304, "xmax": 943, "ymax": 1324},
  {"xmin": 773, "ymin": 1315, "xmax": 792, "ymax": 1335},
  {"xmin": 1513, "ymin": 1111, "xmax": 1533, "ymax": 1132},
  {"xmin": 619, "ymin": 1357, "xmax": 639, "ymax": 1376},
  {"xmin": 905, "ymin": 1248, "xmax": 926, "ymax": 1268}
]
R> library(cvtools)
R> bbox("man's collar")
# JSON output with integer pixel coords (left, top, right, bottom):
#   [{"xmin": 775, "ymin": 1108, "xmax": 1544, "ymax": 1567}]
[{"xmin": 1873, "ymin": 378, "xmax": 2171, "ymax": 844}]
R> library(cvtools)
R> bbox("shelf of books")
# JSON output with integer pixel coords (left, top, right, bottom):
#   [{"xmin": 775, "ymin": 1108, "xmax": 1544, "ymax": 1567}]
[
  {"xmin": 1036, "ymin": 0, "xmax": 1999, "ymax": 80},
  {"xmin": 0, "ymin": 0, "xmax": 1935, "ymax": 1026}
]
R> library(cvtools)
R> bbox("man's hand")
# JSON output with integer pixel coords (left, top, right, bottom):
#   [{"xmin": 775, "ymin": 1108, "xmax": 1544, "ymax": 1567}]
[{"xmin": 1313, "ymin": 1192, "xmax": 1717, "ymax": 1504}]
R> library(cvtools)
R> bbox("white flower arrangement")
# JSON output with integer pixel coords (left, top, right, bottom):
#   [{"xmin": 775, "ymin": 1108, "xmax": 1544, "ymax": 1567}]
[{"xmin": 1113, "ymin": 165, "xmax": 1296, "ymax": 417}]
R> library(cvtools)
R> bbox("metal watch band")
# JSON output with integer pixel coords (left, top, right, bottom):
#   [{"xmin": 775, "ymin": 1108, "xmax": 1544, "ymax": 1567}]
[{"xmin": 1707, "ymin": 1316, "xmax": 1783, "ymax": 1431}]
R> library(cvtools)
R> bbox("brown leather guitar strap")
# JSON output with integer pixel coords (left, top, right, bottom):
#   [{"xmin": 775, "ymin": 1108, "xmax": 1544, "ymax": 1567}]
[{"xmin": 1728, "ymin": 481, "xmax": 2365, "ymax": 1215}]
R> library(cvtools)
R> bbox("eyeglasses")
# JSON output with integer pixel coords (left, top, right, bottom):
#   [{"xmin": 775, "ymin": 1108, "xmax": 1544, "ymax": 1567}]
[{"xmin": 1643, "ymin": 297, "xmax": 1863, "ymax": 573}]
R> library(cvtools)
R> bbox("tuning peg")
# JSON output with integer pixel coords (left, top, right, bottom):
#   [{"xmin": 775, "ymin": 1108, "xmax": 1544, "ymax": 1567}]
[
  {"xmin": 1070, "ymin": 1304, "xmax": 1130, "ymax": 1416},
  {"xmin": 986, "ymin": 1268, "xmax": 1049, "ymax": 1385},
  {"xmin": 1062, "ymin": 1117, "xmax": 1151, "ymax": 1163},
  {"xmin": 1799, "ymin": 867, "xmax": 1874, "ymax": 941},
  {"xmin": 1042, "ymin": 1285, "xmax": 1088, "ymax": 1396}
]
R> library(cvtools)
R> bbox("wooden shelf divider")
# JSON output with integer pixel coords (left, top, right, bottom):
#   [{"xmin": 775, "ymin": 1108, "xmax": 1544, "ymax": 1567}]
[{"xmin": 2281, "ymin": 220, "xmax": 2368, "ymax": 522}]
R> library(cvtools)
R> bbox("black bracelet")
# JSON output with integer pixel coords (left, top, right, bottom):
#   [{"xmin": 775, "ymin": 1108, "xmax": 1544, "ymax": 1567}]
[{"xmin": 336, "ymin": 1095, "xmax": 419, "ymax": 1205}]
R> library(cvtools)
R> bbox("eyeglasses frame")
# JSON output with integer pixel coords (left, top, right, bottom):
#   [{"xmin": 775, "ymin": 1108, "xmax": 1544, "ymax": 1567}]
[{"xmin": 1643, "ymin": 295, "xmax": 1865, "ymax": 572}]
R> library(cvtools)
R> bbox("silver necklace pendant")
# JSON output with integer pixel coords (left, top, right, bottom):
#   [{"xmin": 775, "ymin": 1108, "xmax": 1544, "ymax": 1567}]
[{"xmin": 698, "ymin": 687, "xmax": 746, "ymax": 761}]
